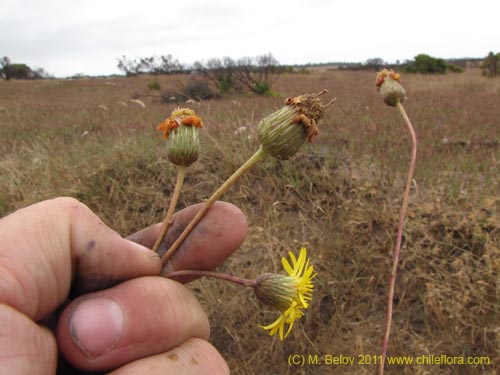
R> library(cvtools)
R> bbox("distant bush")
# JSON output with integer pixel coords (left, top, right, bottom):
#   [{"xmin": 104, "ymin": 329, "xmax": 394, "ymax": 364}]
[
  {"xmin": 251, "ymin": 81, "xmax": 272, "ymax": 96},
  {"xmin": 192, "ymin": 57, "xmax": 238, "ymax": 96},
  {"xmin": 480, "ymin": 52, "xmax": 500, "ymax": 77},
  {"xmin": 0, "ymin": 56, "xmax": 51, "ymax": 80},
  {"xmin": 161, "ymin": 78, "xmax": 218, "ymax": 103},
  {"xmin": 193, "ymin": 53, "xmax": 283, "ymax": 97},
  {"xmin": 403, "ymin": 54, "xmax": 463, "ymax": 74},
  {"xmin": 117, "ymin": 54, "xmax": 186, "ymax": 76},
  {"xmin": 119, "ymin": 53, "xmax": 283, "ymax": 97},
  {"xmin": 182, "ymin": 78, "xmax": 218, "ymax": 100},
  {"xmin": 148, "ymin": 79, "xmax": 161, "ymax": 91},
  {"xmin": 364, "ymin": 57, "xmax": 386, "ymax": 71},
  {"xmin": 233, "ymin": 54, "xmax": 283, "ymax": 96},
  {"xmin": 447, "ymin": 64, "xmax": 464, "ymax": 73}
]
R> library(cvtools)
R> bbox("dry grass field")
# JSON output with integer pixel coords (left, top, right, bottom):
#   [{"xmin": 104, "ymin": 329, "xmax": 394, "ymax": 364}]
[{"xmin": 0, "ymin": 68, "xmax": 499, "ymax": 374}]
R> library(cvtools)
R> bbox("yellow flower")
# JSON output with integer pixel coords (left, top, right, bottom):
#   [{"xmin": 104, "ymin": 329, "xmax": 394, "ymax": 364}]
[{"xmin": 255, "ymin": 247, "xmax": 316, "ymax": 340}]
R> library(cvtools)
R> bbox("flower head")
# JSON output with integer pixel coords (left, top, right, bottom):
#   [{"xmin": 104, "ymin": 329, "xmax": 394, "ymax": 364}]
[
  {"xmin": 257, "ymin": 91, "xmax": 333, "ymax": 160},
  {"xmin": 157, "ymin": 107, "xmax": 204, "ymax": 167},
  {"xmin": 254, "ymin": 247, "xmax": 316, "ymax": 340},
  {"xmin": 376, "ymin": 69, "xmax": 406, "ymax": 106},
  {"xmin": 156, "ymin": 107, "xmax": 204, "ymax": 140}
]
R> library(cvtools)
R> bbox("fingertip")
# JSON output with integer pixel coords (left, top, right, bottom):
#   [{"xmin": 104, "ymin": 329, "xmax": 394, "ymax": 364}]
[
  {"xmin": 124, "ymin": 239, "xmax": 163, "ymax": 265},
  {"xmin": 214, "ymin": 201, "xmax": 249, "ymax": 243},
  {"xmin": 162, "ymin": 201, "xmax": 248, "ymax": 274}
]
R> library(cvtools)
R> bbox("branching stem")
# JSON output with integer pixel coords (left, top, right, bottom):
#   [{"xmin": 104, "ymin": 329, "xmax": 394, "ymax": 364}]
[
  {"xmin": 160, "ymin": 147, "xmax": 268, "ymax": 265},
  {"xmin": 152, "ymin": 165, "xmax": 187, "ymax": 254}
]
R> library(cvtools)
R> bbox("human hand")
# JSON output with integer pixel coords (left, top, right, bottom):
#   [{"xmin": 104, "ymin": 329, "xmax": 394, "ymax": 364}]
[{"xmin": 0, "ymin": 197, "xmax": 247, "ymax": 374}]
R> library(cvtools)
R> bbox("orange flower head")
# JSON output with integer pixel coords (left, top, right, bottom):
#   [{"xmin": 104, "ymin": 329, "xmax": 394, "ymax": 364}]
[
  {"xmin": 156, "ymin": 118, "xmax": 179, "ymax": 139},
  {"xmin": 156, "ymin": 107, "xmax": 203, "ymax": 139},
  {"xmin": 376, "ymin": 69, "xmax": 406, "ymax": 106},
  {"xmin": 180, "ymin": 115, "xmax": 204, "ymax": 128},
  {"xmin": 375, "ymin": 69, "xmax": 401, "ymax": 92}
]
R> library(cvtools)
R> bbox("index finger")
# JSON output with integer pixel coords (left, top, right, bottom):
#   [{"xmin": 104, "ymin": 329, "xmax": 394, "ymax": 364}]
[
  {"xmin": 127, "ymin": 201, "xmax": 248, "ymax": 280},
  {"xmin": 0, "ymin": 197, "xmax": 161, "ymax": 320}
]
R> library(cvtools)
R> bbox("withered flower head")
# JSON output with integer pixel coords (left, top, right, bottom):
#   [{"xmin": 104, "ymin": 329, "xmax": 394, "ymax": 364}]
[
  {"xmin": 257, "ymin": 91, "xmax": 333, "ymax": 160},
  {"xmin": 157, "ymin": 107, "xmax": 204, "ymax": 167},
  {"xmin": 157, "ymin": 107, "xmax": 203, "ymax": 139},
  {"xmin": 376, "ymin": 69, "xmax": 406, "ymax": 106}
]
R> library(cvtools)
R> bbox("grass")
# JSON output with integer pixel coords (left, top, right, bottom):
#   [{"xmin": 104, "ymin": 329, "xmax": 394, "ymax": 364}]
[{"xmin": 1, "ymin": 69, "xmax": 499, "ymax": 374}]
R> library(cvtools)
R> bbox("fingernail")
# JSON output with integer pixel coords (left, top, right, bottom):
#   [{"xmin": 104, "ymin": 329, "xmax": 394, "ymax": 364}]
[{"xmin": 69, "ymin": 298, "xmax": 125, "ymax": 359}]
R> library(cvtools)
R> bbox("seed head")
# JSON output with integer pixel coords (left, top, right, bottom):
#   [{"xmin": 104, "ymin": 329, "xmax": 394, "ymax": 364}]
[
  {"xmin": 376, "ymin": 69, "xmax": 406, "ymax": 106},
  {"xmin": 157, "ymin": 107, "xmax": 204, "ymax": 167},
  {"xmin": 257, "ymin": 91, "xmax": 333, "ymax": 160}
]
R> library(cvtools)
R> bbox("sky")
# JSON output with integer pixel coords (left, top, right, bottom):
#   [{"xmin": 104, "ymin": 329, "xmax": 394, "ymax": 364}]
[{"xmin": 1, "ymin": 0, "xmax": 499, "ymax": 77}]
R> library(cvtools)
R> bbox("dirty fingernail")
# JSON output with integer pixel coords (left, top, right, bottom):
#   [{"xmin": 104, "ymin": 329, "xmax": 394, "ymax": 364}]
[{"xmin": 69, "ymin": 298, "xmax": 125, "ymax": 359}]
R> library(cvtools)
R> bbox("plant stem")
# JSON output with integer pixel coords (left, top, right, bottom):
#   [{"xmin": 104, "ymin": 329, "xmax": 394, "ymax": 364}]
[
  {"xmin": 378, "ymin": 101, "xmax": 417, "ymax": 375},
  {"xmin": 160, "ymin": 146, "xmax": 268, "ymax": 265},
  {"xmin": 152, "ymin": 165, "xmax": 187, "ymax": 254},
  {"xmin": 165, "ymin": 269, "xmax": 257, "ymax": 288}
]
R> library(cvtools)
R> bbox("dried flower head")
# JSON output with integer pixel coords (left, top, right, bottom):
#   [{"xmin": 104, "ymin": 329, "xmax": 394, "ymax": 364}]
[
  {"xmin": 376, "ymin": 69, "xmax": 406, "ymax": 106},
  {"xmin": 156, "ymin": 117, "xmax": 179, "ymax": 139},
  {"xmin": 157, "ymin": 107, "xmax": 204, "ymax": 167},
  {"xmin": 257, "ymin": 91, "xmax": 333, "ymax": 160},
  {"xmin": 254, "ymin": 247, "xmax": 316, "ymax": 340},
  {"xmin": 157, "ymin": 107, "xmax": 204, "ymax": 139}
]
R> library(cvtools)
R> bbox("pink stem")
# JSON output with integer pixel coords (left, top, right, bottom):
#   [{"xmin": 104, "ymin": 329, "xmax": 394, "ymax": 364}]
[
  {"xmin": 165, "ymin": 269, "xmax": 257, "ymax": 288},
  {"xmin": 378, "ymin": 101, "xmax": 417, "ymax": 375}
]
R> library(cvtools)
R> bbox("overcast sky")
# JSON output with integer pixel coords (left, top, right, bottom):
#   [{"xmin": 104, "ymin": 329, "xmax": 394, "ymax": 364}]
[{"xmin": 1, "ymin": 0, "xmax": 499, "ymax": 77}]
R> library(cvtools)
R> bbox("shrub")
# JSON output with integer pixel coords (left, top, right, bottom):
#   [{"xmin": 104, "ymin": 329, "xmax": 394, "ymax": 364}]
[
  {"xmin": 1, "ymin": 56, "xmax": 33, "ymax": 80},
  {"xmin": 364, "ymin": 57, "xmax": 386, "ymax": 71},
  {"xmin": 161, "ymin": 78, "xmax": 218, "ymax": 103},
  {"xmin": 480, "ymin": 52, "xmax": 500, "ymax": 77},
  {"xmin": 447, "ymin": 64, "xmax": 464, "ymax": 73},
  {"xmin": 148, "ymin": 80, "xmax": 161, "ymax": 91},
  {"xmin": 192, "ymin": 57, "xmax": 238, "ymax": 96},
  {"xmin": 183, "ymin": 78, "xmax": 218, "ymax": 100},
  {"xmin": 233, "ymin": 54, "xmax": 283, "ymax": 96},
  {"xmin": 117, "ymin": 54, "xmax": 186, "ymax": 76},
  {"xmin": 193, "ymin": 54, "xmax": 283, "ymax": 97},
  {"xmin": 404, "ymin": 54, "xmax": 462, "ymax": 74},
  {"xmin": 251, "ymin": 81, "xmax": 271, "ymax": 95}
]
